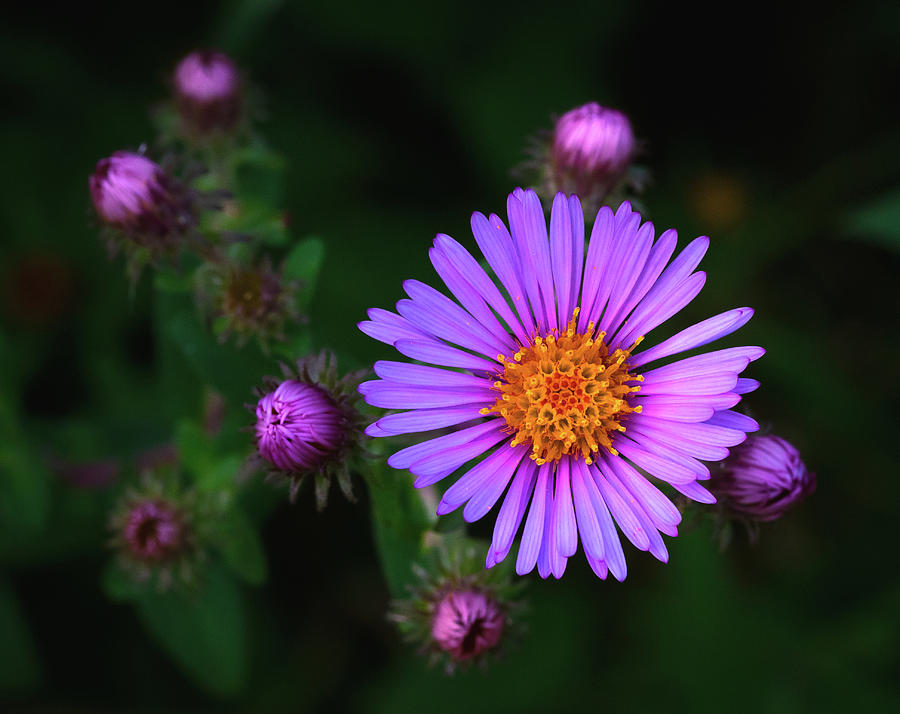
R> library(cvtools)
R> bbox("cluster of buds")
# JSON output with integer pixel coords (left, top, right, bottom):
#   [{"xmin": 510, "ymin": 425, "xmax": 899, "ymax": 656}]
[
  {"xmin": 389, "ymin": 540, "xmax": 523, "ymax": 674},
  {"xmin": 530, "ymin": 101, "xmax": 647, "ymax": 217},
  {"xmin": 710, "ymin": 433, "xmax": 816, "ymax": 542},
  {"xmin": 250, "ymin": 351, "xmax": 368, "ymax": 508}
]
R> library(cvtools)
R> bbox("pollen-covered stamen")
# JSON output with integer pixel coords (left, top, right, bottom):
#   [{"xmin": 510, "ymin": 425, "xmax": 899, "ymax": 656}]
[{"xmin": 482, "ymin": 309, "xmax": 643, "ymax": 464}]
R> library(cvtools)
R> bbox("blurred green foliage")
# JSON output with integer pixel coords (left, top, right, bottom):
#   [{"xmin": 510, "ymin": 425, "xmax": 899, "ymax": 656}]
[{"xmin": 1, "ymin": 0, "xmax": 899, "ymax": 712}]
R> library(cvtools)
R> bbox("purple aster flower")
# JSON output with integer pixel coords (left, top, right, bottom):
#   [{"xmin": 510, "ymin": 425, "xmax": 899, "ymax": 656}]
[
  {"xmin": 711, "ymin": 434, "xmax": 815, "ymax": 523},
  {"xmin": 252, "ymin": 351, "xmax": 367, "ymax": 507},
  {"xmin": 90, "ymin": 151, "xmax": 192, "ymax": 240},
  {"xmin": 431, "ymin": 590, "xmax": 505, "ymax": 661},
  {"xmin": 359, "ymin": 188, "xmax": 764, "ymax": 581},
  {"xmin": 173, "ymin": 50, "xmax": 242, "ymax": 135}
]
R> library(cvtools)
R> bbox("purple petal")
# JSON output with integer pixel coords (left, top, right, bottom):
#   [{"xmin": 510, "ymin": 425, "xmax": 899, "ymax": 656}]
[
  {"xmin": 516, "ymin": 463, "xmax": 551, "ymax": 575},
  {"xmin": 598, "ymin": 220, "xmax": 655, "ymax": 334},
  {"xmin": 393, "ymin": 339, "xmax": 500, "ymax": 372},
  {"xmin": 577, "ymin": 206, "xmax": 615, "ymax": 332},
  {"xmin": 582, "ymin": 461, "xmax": 627, "ymax": 581},
  {"xmin": 615, "ymin": 438, "xmax": 700, "ymax": 485},
  {"xmin": 734, "ymin": 378, "xmax": 760, "ymax": 394},
  {"xmin": 360, "ymin": 382, "xmax": 495, "ymax": 409},
  {"xmin": 429, "ymin": 244, "xmax": 517, "ymax": 351},
  {"xmin": 593, "ymin": 460, "xmax": 651, "ymax": 551},
  {"xmin": 632, "ymin": 414, "xmax": 749, "ymax": 447},
  {"xmin": 605, "ymin": 455, "xmax": 681, "ymax": 532},
  {"xmin": 412, "ymin": 430, "xmax": 510, "ymax": 482},
  {"xmin": 614, "ymin": 271, "xmax": 707, "ymax": 349},
  {"xmin": 670, "ymin": 479, "xmax": 717, "ymax": 504},
  {"xmin": 571, "ymin": 459, "xmax": 605, "ymax": 561},
  {"xmin": 373, "ymin": 405, "xmax": 487, "ymax": 435},
  {"xmin": 387, "ymin": 419, "xmax": 503, "ymax": 470},
  {"xmin": 550, "ymin": 192, "xmax": 575, "ymax": 327},
  {"xmin": 639, "ymin": 346, "xmax": 765, "ymax": 383},
  {"xmin": 373, "ymin": 361, "xmax": 490, "ymax": 389},
  {"xmin": 470, "ymin": 212, "xmax": 536, "ymax": 335},
  {"xmin": 552, "ymin": 458, "xmax": 578, "ymax": 557},
  {"xmin": 603, "ymin": 228, "xmax": 678, "ymax": 338},
  {"xmin": 489, "ymin": 459, "xmax": 538, "ymax": 564},
  {"xmin": 630, "ymin": 307, "xmax": 754, "ymax": 368},
  {"xmin": 435, "ymin": 232, "xmax": 530, "ymax": 344},
  {"xmin": 705, "ymin": 410, "xmax": 760, "ymax": 432},
  {"xmin": 634, "ymin": 399, "xmax": 716, "ymax": 422},
  {"xmin": 638, "ymin": 371, "xmax": 740, "ymax": 397},
  {"xmin": 506, "ymin": 191, "xmax": 548, "ymax": 333},
  {"xmin": 357, "ymin": 307, "xmax": 430, "ymax": 345},
  {"xmin": 462, "ymin": 444, "xmax": 529, "ymax": 522},
  {"xmin": 436, "ymin": 443, "xmax": 522, "ymax": 514}
]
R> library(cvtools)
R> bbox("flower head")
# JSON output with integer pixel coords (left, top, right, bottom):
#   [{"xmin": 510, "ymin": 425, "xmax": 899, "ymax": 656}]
[
  {"xmin": 202, "ymin": 257, "xmax": 297, "ymax": 345},
  {"xmin": 109, "ymin": 477, "xmax": 198, "ymax": 589},
  {"xmin": 173, "ymin": 50, "xmax": 242, "ymax": 135},
  {"xmin": 359, "ymin": 188, "xmax": 764, "ymax": 581},
  {"xmin": 89, "ymin": 151, "xmax": 193, "ymax": 270},
  {"xmin": 431, "ymin": 590, "xmax": 505, "ymax": 661},
  {"xmin": 711, "ymin": 434, "xmax": 815, "ymax": 523},
  {"xmin": 252, "ymin": 351, "xmax": 368, "ymax": 507},
  {"xmin": 537, "ymin": 103, "xmax": 642, "ymax": 216},
  {"xmin": 122, "ymin": 499, "xmax": 186, "ymax": 562},
  {"xmin": 389, "ymin": 539, "xmax": 522, "ymax": 673}
]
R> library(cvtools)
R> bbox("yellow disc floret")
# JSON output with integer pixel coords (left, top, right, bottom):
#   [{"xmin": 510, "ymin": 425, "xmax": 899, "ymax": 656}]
[{"xmin": 481, "ymin": 309, "xmax": 643, "ymax": 465}]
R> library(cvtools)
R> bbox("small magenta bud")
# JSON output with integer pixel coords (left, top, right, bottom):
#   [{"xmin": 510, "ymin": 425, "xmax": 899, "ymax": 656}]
[
  {"xmin": 431, "ymin": 590, "xmax": 505, "ymax": 662},
  {"xmin": 89, "ymin": 151, "xmax": 192, "ymax": 244},
  {"xmin": 122, "ymin": 499, "xmax": 186, "ymax": 563},
  {"xmin": 543, "ymin": 102, "xmax": 644, "ymax": 215},
  {"xmin": 251, "ymin": 352, "xmax": 367, "ymax": 507},
  {"xmin": 712, "ymin": 434, "xmax": 816, "ymax": 522},
  {"xmin": 256, "ymin": 381, "xmax": 346, "ymax": 473},
  {"xmin": 553, "ymin": 103, "xmax": 635, "ymax": 180},
  {"xmin": 173, "ymin": 50, "xmax": 242, "ymax": 135}
]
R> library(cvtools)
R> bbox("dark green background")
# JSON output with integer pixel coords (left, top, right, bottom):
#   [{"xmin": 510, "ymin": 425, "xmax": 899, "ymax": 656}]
[{"xmin": 2, "ymin": 1, "xmax": 899, "ymax": 711}]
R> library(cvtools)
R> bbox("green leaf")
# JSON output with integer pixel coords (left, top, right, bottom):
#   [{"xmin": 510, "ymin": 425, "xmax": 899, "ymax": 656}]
[
  {"xmin": 101, "ymin": 562, "xmax": 143, "ymax": 603},
  {"xmin": 214, "ymin": 508, "xmax": 268, "ymax": 586},
  {"xmin": 232, "ymin": 145, "xmax": 285, "ymax": 207},
  {"xmin": 0, "ymin": 400, "xmax": 50, "ymax": 533},
  {"xmin": 843, "ymin": 188, "xmax": 900, "ymax": 251},
  {"xmin": 135, "ymin": 564, "xmax": 246, "ymax": 698},
  {"xmin": 367, "ymin": 462, "xmax": 437, "ymax": 596},
  {"xmin": 0, "ymin": 576, "xmax": 41, "ymax": 693},
  {"xmin": 283, "ymin": 236, "xmax": 325, "ymax": 311}
]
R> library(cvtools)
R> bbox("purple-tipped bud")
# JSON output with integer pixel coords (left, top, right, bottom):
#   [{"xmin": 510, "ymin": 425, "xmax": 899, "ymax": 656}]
[
  {"xmin": 431, "ymin": 590, "xmax": 505, "ymax": 662},
  {"xmin": 251, "ymin": 352, "xmax": 367, "ymax": 507},
  {"xmin": 256, "ymin": 381, "xmax": 346, "ymax": 473},
  {"xmin": 173, "ymin": 50, "xmax": 242, "ymax": 135},
  {"xmin": 89, "ymin": 151, "xmax": 192, "ymax": 243},
  {"xmin": 121, "ymin": 499, "xmax": 185, "ymax": 563},
  {"xmin": 712, "ymin": 435, "xmax": 816, "ymax": 522},
  {"xmin": 548, "ymin": 102, "xmax": 636, "ymax": 206}
]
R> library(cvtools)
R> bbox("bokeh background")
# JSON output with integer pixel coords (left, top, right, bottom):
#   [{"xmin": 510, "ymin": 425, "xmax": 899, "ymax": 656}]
[{"xmin": 2, "ymin": 1, "xmax": 899, "ymax": 711}]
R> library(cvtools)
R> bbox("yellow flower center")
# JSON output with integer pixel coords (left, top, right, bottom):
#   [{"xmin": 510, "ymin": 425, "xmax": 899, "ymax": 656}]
[{"xmin": 482, "ymin": 309, "xmax": 643, "ymax": 465}]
